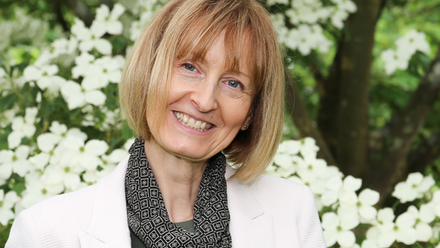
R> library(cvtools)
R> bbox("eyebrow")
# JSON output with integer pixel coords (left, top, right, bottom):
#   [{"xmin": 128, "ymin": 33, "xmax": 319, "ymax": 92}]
[{"xmin": 225, "ymin": 69, "xmax": 250, "ymax": 79}]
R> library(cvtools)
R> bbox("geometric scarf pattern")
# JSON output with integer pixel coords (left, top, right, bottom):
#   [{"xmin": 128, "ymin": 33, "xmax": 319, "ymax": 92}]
[{"xmin": 125, "ymin": 138, "xmax": 232, "ymax": 247}]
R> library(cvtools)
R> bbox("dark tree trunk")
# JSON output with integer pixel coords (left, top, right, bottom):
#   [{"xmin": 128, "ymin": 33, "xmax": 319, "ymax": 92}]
[
  {"xmin": 365, "ymin": 47, "xmax": 440, "ymax": 205},
  {"xmin": 319, "ymin": 0, "xmax": 382, "ymax": 177},
  {"xmin": 286, "ymin": 77, "xmax": 337, "ymax": 166}
]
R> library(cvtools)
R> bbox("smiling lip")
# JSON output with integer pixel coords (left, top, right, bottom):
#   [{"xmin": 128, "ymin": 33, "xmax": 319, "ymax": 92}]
[{"xmin": 173, "ymin": 111, "xmax": 214, "ymax": 132}]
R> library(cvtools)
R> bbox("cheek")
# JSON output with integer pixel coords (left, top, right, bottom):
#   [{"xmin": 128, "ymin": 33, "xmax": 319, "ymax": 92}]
[{"xmin": 225, "ymin": 102, "xmax": 252, "ymax": 127}]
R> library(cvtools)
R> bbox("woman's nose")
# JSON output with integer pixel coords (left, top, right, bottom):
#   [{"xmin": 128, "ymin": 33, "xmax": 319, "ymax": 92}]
[{"xmin": 190, "ymin": 82, "xmax": 218, "ymax": 113}]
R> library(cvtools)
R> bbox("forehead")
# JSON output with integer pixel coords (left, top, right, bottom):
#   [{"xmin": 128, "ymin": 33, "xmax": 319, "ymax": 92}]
[{"xmin": 175, "ymin": 23, "xmax": 256, "ymax": 81}]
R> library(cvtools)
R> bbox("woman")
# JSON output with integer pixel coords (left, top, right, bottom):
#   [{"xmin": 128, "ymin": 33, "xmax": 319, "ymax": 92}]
[{"xmin": 7, "ymin": 0, "xmax": 325, "ymax": 247}]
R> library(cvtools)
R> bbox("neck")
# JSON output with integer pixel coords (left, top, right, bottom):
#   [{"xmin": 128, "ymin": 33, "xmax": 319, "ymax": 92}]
[{"xmin": 144, "ymin": 139, "xmax": 207, "ymax": 223}]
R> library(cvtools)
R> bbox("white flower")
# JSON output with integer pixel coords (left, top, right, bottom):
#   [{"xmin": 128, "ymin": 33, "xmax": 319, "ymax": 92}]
[
  {"xmin": 60, "ymin": 136, "xmax": 108, "ymax": 171},
  {"xmin": 104, "ymin": 148, "xmax": 128, "ymax": 165},
  {"xmin": 296, "ymin": 156, "xmax": 328, "ymax": 195},
  {"xmin": 395, "ymin": 30, "xmax": 430, "ymax": 56},
  {"xmin": 361, "ymin": 226, "xmax": 380, "ymax": 248},
  {"xmin": 286, "ymin": 25, "xmax": 316, "ymax": 56},
  {"xmin": 19, "ymin": 174, "xmax": 64, "ymax": 209},
  {"xmin": 101, "ymin": 108, "xmax": 121, "ymax": 130},
  {"xmin": 272, "ymin": 153, "xmax": 295, "ymax": 177},
  {"xmin": 378, "ymin": 211, "xmax": 417, "ymax": 247},
  {"xmin": 23, "ymin": 64, "xmax": 66, "ymax": 95},
  {"xmin": 65, "ymin": 128, "xmax": 88, "ymax": 142},
  {"xmin": 124, "ymin": 138, "xmax": 136, "ymax": 151},
  {"xmin": 0, "ymin": 146, "xmax": 33, "ymax": 178},
  {"xmin": 308, "ymin": 24, "xmax": 333, "ymax": 53},
  {"xmin": 298, "ymin": 137, "xmax": 320, "ymax": 159},
  {"xmin": 339, "ymin": 188, "xmax": 380, "ymax": 223},
  {"xmin": 0, "ymin": 67, "xmax": 6, "ymax": 79},
  {"xmin": 277, "ymin": 140, "xmax": 301, "ymax": 155},
  {"xmin": 49, "ymin": 121, "xmax": 68, "ymax": 138},
  {"xmin": 322, "ymin": 211, "xmax": 357, "ymax": 247},
  {"xmin": 41, "ymin": 38, "xmax": 70, "ymax": 59},
  {"xmin": 0, "ymin": 67, "xmax": 7, "ymax": 89},
  {"xmin": 321, "ymin": 175, "xmax": 362, "ymax": 206},
  {"xmin": 28, "ymin": 133, "xmax": 61, "ymax": 169},
  {"xmin": 89, "ymin": 56, "xmax": 123, "ymax": 87},
  {"xmin": 76, "ymin": 20, "xmax": 112, "ymax": 55},
  {"xmin": 11, "ymin": 145, "xmax": 33, "ymax": 177},
  {"xmin": 37, "ymin": 133, "xmax": 61, "ymax": 152},
  {"xmin": 380, "ymin": 49, "xmax": 412, "ymax": 75},
  {"xmin": 296, "ymin": 6, "xmax": 322, "ymax": 24},
  {"xmin": 8, "ymin": 107, "xmax": 38, "ymax": 148},
  {"xmin": 130, "ymin": 10, "xmax": 157, "ymax": 41},
  {"xmin": 0, "ymin": 108, "xmax": 16, "ymax": 128},
  {"xmin": 72, "ymin": 52, "xmax": 95, "ymax": 79},
  {"xmin": 267, "ymin": 0, "xmax": 289, "ymax": 5},
  {"xmin": 392, "ymin": 172, "xmax": 435, "ymax": 203},
  {"xmin": 0, "ymin": 150, "xmax": 14, "ymax": 185},
  {"xmin": 61, "ymin": 80, "xmax": 106, "ymax": 109},
  {"xmin": 42, "ymin": 163, "xmax": 83, "ymax": 191},
  {"xmin": 332, "ymin": 0, "xmax": 357, "ymax": 13},
  {"xmin": 270, "ymin": 13, "xmax": 289, "ymax": 46},
  {"xmin": 407, "ymin": 205, "xmax": 435, "ymax": 242},
  {"xmin": 93, "ymin": 3, "xmax": 125, "ymax": 35},
  {"xmin": 331, "ymin": 9, "xmax": 349, "ymax": 29},
  {"xmin": 0, "ymin": 190, "xmax": 19, "ymax": 225}
]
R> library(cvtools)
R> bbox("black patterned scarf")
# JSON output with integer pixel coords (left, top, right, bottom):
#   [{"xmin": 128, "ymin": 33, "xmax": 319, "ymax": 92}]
[{"xmin": 125, "ymin": 138, "xmax": 232, "ymax": 247}]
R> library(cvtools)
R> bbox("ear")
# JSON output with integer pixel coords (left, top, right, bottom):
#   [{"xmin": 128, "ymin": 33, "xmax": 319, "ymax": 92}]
[{"xmin": 240, "ymin": 115, "xmax": 252, "ymax": 131}]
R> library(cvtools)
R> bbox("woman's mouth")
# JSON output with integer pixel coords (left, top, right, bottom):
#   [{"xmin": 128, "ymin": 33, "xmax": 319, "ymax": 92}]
[{"xmin": 173, "ymin": 111, "xmax": 213, "ymax": 132}]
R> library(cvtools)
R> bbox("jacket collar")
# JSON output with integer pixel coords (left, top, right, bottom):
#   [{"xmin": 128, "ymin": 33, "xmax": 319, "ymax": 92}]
[
  {"xmin": 79, "ymin": 156, "xmax": 274, "ymax": 248},
  {"xmin": 79, "ymin": 156, "xmax": 131, "ymax": 248},
  {"xmin": 226, "ymin": 166, "xmax": 275, "ymax": 248}
]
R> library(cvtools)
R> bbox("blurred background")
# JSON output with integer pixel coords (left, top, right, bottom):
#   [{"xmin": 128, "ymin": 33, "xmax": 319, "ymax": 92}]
[{"xmin": 0, "ymin": 0, "xmax": 440, "ymax": 247}]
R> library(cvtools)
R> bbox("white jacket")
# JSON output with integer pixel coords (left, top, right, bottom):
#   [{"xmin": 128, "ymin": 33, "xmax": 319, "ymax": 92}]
[{"xmin": 6, "ymin": 156, "xmax": 325, "ymax": 248}]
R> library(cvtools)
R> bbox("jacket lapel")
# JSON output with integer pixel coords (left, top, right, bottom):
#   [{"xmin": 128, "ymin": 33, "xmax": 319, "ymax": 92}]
[
  {"xmin": 226, "ymin": 167, "xmax": 275, "ymax": 248},
  {"xmin": 79, "ymin": 158, "xmax": 275, "ymax": 248},
  {"xmin": 79, "ymin": 156, "xmax": 132, "ymax": 248}
]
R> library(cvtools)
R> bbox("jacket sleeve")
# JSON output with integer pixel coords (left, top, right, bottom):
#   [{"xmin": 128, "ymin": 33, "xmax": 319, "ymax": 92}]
[
  {"xmin": 298, "ymin": 185, "xmax": 326, "ymax": 248},
  {"xmin": 6, "ymin": 209, "xmax": 42, "ymax": 248}
]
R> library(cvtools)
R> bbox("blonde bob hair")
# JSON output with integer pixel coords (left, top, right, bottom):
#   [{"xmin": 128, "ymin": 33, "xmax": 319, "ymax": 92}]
[{"xmin": 119, "ymin": 0, "xmax": 284, "ymax": 183}]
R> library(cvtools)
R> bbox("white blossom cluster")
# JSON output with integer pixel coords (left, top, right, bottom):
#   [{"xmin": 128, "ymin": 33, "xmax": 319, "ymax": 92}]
[
  {"xmin": 0, "ymin": 119, "xmax": 134, "ymax": 219},
  {"xmin": 267, "ymin": 138, "xmax": 440, "ymax": 247},
  {"xmin": 0, "ymin": 2, "xmax": 139, "ymax": 229},
  {"xmin": 270, "ymin": 0, "xmax": 357, "ymax": 55},
  {"xmin": 381, "ymin": 30, "xmax": 431, "ymax": 75},
  {"xmin": 0, "ymin": 1, "xmax": 439, "ymax": 248}
]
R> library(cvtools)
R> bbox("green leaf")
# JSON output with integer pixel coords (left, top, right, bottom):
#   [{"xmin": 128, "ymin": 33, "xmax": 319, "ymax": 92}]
[{"xmin": 0, "ymin": 93, "xmax": 18, "ymax": 112}]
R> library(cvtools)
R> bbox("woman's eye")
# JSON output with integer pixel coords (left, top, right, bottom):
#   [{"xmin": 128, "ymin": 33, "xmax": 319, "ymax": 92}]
[
  {"xmin": 183, "ymin": 63, "xmax": 197, "ymax": 72},
  {"xmin": 226, "ymin": 80, "xmax": 242, "ymax": 89}
]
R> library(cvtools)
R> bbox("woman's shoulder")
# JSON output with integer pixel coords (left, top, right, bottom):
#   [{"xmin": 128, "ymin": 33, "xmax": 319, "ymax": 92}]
[
  {"xmin": 249, "ymin": 174, "xmax": 314, "ymax": 208},
  {"xmin": 24, "ymin": 183, "xmax": 98, "ymax": 216},
  {"xmin": 226, "ymin": 166, "xmax": 315, "ymax": 212},
  {"xmin": 6, "ymin": 184, "xmax": 98, "ymax": 247}
]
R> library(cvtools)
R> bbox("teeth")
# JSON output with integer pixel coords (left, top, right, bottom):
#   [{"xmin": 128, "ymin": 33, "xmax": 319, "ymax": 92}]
[
  {"xmin": 188, "ymin": 118, "xmax": 195, "ymax": 127},
  {"xmin": 174, "ymin": 111, "xmax": 212, "ymax": 132},
  {"xmin": 194, "ymin": 121, "xmax": 201, "ymax": 129}
]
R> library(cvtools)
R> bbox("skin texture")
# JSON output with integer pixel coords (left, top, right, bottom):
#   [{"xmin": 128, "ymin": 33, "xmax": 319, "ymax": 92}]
[{"xmin": 144, "ymin": 31, "xmax": 254, "ymax": 222}]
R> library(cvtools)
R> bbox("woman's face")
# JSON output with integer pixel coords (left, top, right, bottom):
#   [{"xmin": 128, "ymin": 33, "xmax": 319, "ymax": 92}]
[{"xmin": 147, "ymin": 31, "xmax": 254, "ymax": 163}]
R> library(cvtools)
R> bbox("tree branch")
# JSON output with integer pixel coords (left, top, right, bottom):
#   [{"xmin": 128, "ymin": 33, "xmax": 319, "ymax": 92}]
[
  {"xmin": 66, "ymin": 0, "xmax": 95, "ymax": 27},
  {"xmin": 366, "ymin": 46, "xmax": 440, "ymax": 204},
  {"xmin": 376, "ymin": 0, "xmax": 389, "ymax": 23},
  {"xmin": 50, "ymin": 0, "xmax": 70, "ymax": 32},
  {"xmin": 407, "ymin": 132, "xmax": 440, "ymax": 173},
  {"xmin": 65, "ymin": 0, "xmax": 113, "ymax": 27},
  {"xmin": 285, "ymin": 76, "xmax": 337, "ymax": 166}
]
